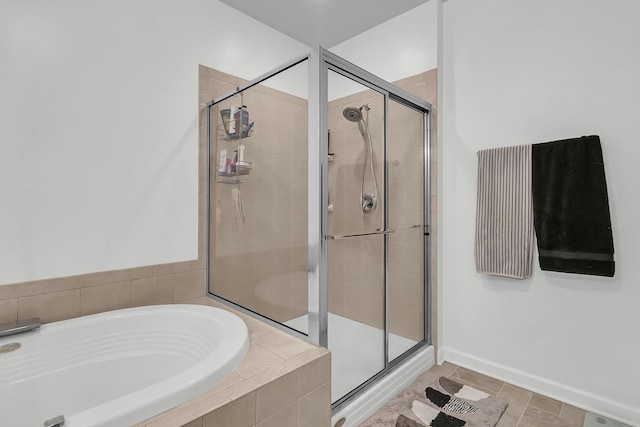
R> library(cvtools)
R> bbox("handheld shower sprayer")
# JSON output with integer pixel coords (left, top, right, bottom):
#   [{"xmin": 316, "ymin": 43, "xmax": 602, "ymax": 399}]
[{"xmin": 342, "ymin": 104, "xmax": 378, "ymax": 216}]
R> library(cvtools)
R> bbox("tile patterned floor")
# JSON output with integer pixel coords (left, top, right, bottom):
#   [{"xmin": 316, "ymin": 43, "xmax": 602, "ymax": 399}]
[{"xmin": 425, "ymin": 362, "xmax": 586, "ymax": 427}]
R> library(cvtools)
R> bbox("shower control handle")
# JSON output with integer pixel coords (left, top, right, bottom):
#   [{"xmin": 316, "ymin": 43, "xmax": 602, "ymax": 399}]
[{"xmin": 326, "ymin": 229, "xmax": 395, "ymax": 240}]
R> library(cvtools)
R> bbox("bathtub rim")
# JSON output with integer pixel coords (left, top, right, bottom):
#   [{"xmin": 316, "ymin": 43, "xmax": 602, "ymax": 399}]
[{"xmin": 3, "ymin": 303, "xmax": 249, "ymax": 427}]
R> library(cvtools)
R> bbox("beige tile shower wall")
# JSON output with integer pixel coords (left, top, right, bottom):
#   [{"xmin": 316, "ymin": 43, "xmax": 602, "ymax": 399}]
[
  {"xmin": 200, "ymin": 65, "xmax": 308, "ymax": 323},
  {"xmin": 327, "ymin": 69, "xmax": 438, "ymax": 345},
  {"xmin": 327, "ymin": 89, "xmax": 387, "ymax": 330}
]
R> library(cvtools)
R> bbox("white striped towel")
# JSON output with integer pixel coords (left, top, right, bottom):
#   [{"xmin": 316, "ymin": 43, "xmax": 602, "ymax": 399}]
[{"xmin": 475, "ymin": 145, "xmax": 533, "ymax": 279}]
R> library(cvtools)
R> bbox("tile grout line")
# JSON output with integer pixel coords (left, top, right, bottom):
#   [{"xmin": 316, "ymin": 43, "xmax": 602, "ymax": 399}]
[
  {"xmin": 515, "ymin": 392, "xmax": 533, "ymax": 427},
  {"xmin": 494, "ymin": 381, "xmax": 512, "ymax": 427},
  {"xmin": 497, "ymin": 382, "xmax": 506, "ymax": 396}
]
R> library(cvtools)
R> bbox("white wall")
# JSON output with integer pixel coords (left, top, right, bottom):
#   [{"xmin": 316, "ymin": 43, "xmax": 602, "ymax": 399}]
[
  {"xmin": 329, "ymin": 0, "xmax": 438, "ymax": 94},
  {"xmin": 440, "ymin": 1, "xmax": 640, "ymax": 424},
  {"xmin": 0, "ymin": 0, "xmax": 308, "ymax": 285}
]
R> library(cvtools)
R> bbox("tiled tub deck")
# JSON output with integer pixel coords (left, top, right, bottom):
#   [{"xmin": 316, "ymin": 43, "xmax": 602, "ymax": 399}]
[{"xmin": 130, "ymin": 297, "xmax": 331, "ymax": 427}]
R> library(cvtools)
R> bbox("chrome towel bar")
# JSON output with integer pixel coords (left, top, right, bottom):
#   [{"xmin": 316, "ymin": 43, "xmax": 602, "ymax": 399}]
[
  {"xmin": 327, "ymin": 229, "xmax": 395, "ymax": 240},
  {"xmin": 326, "ymin": 224, "xmax": 425, "ymax": 240}
]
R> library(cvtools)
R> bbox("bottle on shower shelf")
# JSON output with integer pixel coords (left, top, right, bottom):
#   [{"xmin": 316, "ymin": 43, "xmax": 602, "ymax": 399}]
[{"xmin": 233, "ymin": 105, "xmax": 250, "ymax": 138}]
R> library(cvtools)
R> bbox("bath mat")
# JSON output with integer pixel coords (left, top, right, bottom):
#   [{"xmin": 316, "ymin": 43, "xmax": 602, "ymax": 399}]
[{"xmin": 360, "ymin": 372, "xmax": 508, "ymax": 427}]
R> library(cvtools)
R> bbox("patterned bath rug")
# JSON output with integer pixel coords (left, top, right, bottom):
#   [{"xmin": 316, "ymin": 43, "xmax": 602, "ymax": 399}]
[{"xmin": 360, "ymin": 371, "xmax": 508, "ymax": 427}]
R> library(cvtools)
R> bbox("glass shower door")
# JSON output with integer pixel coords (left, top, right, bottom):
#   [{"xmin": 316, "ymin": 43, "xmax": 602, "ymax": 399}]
[
  {"xmin": 387, "ymin": 98, "xmax": 426, "ymax": 361},
  {"xmin": 206, "ymin": 58, "xmax": 310, "ymax": 337},
  {"xmin": 324, "ymin": 56, "xmax": 430, "ymax": 407},
  {"xmin": 326, "ymin": 70, "xmax": 387, "ymax": 403}
]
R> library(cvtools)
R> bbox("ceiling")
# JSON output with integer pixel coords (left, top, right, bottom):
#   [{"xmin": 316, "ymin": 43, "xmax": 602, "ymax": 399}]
[{"xmin": 219, "ymin": 0, "xmax": 430, "ymax": 47}]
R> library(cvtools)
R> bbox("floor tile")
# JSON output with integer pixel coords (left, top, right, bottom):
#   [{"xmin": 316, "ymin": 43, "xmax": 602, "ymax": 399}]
[
  {"xmin": 529, "ymin": 393, "xmax": 563, "ymax": 416},
  {"xmin": 559, "ymin": 403, "xmax": 586, "ymax": 425},
  {"xmin": 520, "ymin": 406, "xmax": 580, "ymax": 427},
  {"xmin": 497, "ymin": 383, "xmax": 532, "ymax": 412},
  {"xmin": 446, "ymin": 369, "xmax": 499, "ymax": 396},
  {"xmin": 496, "ymin": 404, "xmax": 524, "ymax": 427},
  {"xmin": 451, "ymin": 366, "xmax": 505, "ymax": 394},
  {"xmin": 427, "ymin": 361, "xmax": 457, "ymax": 377}
]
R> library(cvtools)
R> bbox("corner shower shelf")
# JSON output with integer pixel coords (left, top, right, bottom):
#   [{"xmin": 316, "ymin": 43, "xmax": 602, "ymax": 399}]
[
  {"xmin": 217, "ymin": 131, "xmax": 254, "ymax": 142},
  {"xmin": 218, "ymin": 177, "xmax": 245, "ymax": 184},
  {"xmin": 217, "ymin": 162, "xmax": 251, "ymax": 184}
]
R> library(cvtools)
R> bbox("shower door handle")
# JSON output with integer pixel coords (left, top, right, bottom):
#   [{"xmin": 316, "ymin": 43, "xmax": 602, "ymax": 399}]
[{"xmin": 326, "ymin": 229, "xmax": 395, "ymax": 240}]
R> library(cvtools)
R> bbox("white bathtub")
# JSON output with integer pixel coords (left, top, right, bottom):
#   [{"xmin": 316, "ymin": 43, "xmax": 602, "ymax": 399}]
[{"xmin": 0, "ymin": 304, "xmax": 249, "ymax": 427}]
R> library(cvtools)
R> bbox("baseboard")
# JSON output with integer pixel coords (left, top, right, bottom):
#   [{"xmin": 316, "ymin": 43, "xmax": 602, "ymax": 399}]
[
  {"xmin": 441, "ymin": 347, "xmax": 639, "ymax": 427},
  {"xmin": 331, "ymin": 346, "xmax": 435, "ymax": 427},
  {"xmin": 437, "ymin": 346, "xmax": 446, "ymax": 365}
]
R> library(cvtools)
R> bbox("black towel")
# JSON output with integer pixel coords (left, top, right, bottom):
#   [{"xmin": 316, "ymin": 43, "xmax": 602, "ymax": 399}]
[{"xmin": 532, "ymin": 135, "xmax": 615, "ymax": 277}]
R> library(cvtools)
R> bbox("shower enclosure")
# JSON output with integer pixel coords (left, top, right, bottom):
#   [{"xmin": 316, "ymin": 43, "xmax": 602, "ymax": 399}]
[{"xmin": 205, "ymin": 48, "xmax": 431, "ymax": 414}]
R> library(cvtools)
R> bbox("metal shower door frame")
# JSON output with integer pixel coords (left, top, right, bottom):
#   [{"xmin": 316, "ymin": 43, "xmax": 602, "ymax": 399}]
[
  {"xmin": 203, "ymin": 47, "xmax": 431, "ymax": 411},
  {"xmin": 205, "ymin": 54, "xmax": 313, "ymax": 341},
  {"xmin": 308, "ymin": 47, "xmax": 432, "ymax": 410}
]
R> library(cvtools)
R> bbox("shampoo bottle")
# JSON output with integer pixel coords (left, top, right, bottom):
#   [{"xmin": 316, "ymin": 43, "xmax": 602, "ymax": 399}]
[
  {"xmin": 218, "ymin": 149, "xmax": 227, "ymax": 175},
  {"xmin": 238, "ymin": 144, "xmax": 245, "ymax": 162}
]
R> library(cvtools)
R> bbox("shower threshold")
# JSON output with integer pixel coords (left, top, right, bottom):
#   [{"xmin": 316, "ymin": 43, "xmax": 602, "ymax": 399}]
[{"xmin": 284, "ymin": 313, "xmax": 419, "ymax": 402}]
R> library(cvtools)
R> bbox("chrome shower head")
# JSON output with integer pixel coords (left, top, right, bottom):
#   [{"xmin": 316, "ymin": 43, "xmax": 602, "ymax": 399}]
[{"xmin": 343, "ymin": 106, "xmax": 362, "ymax": 122}]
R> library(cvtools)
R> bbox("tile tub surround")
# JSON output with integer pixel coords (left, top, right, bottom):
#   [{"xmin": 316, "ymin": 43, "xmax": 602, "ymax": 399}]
[
  {"xmin": 127, "ymin": 296, "xmax": 331, "ymax": 427},
  {"xmin": 0, "ymin": 286, "xmax": 330, "ymax": 427},
  {"xmin": 0, "ymin": 263, "xmax": 206, "ymax": 325}
]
